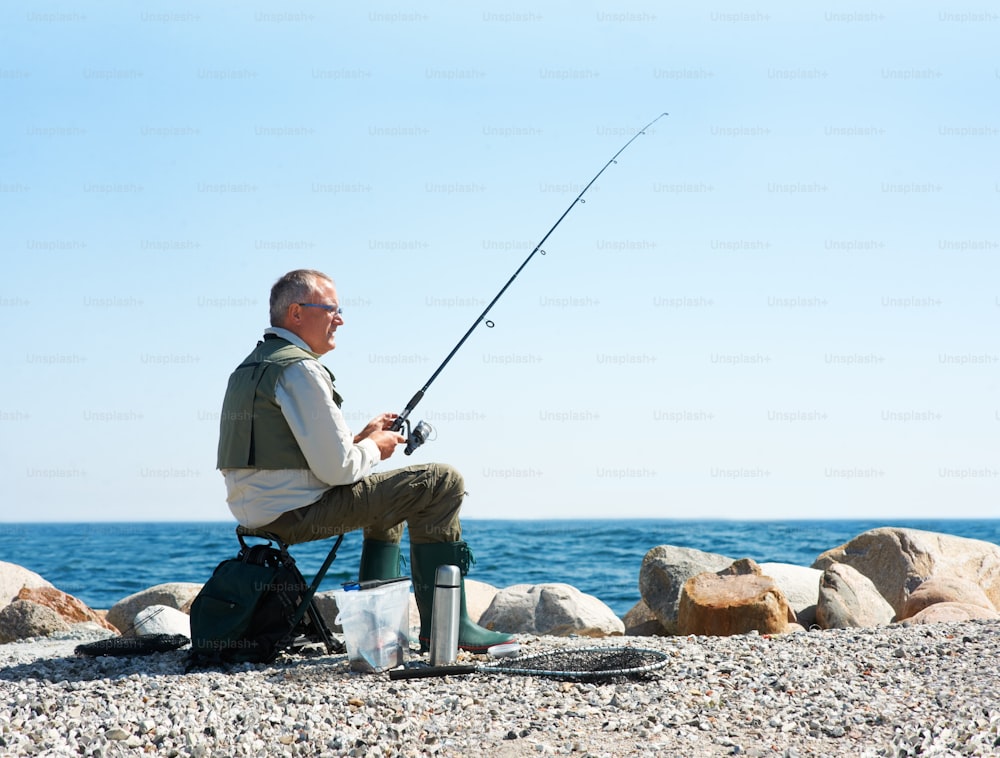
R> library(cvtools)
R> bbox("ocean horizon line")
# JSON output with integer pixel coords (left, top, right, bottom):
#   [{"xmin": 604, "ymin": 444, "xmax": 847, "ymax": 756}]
[{"xmin": 3, "ymin": 516, "xmax": 999, "ymax": 526}]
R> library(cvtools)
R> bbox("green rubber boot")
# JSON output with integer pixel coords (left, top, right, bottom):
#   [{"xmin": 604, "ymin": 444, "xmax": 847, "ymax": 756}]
[
  {"xmin": 411, "ymin": 541, "xmax": 515, "ymax": 653},
  {"xmin": 358, "ymin": 539, "xmax": 403, "ymax": 582}
]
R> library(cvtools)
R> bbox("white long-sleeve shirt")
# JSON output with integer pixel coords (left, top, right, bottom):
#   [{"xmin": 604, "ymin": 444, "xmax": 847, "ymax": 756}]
[{"xmin": 222, "ymin": 327, "xmax": 380, "ymax": 528}]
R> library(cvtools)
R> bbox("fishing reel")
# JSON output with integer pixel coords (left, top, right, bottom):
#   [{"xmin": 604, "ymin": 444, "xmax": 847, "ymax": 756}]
[{"xmin": 402, "ymin": 418, "xmax": 435, "ymax": 456}]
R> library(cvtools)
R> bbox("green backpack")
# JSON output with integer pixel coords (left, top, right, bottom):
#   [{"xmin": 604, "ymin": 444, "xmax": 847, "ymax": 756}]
[{"xmin": 186, "ymin": 535, "xmax": 342, "ymax": 669}]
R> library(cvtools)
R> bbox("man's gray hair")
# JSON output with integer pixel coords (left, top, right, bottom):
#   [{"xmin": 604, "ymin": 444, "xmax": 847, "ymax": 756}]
[{"xmin": 269, "ymin": 269, "xmax": 333, "ymax": 326}]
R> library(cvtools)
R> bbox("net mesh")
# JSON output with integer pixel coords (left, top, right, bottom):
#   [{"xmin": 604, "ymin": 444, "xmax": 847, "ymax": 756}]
[{"xmin": 484, "ymin": 646, "xmax": 669, "ymax": 682}]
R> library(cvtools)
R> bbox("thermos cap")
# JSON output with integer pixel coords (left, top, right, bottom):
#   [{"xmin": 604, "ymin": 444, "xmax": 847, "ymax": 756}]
[
  {"xmin": 487, "ymin": 642, "xmax": 521, "ymax": 658},
  {"xmin": 434, "ymin": 564, "xmax": 461, "ymax": 586}
]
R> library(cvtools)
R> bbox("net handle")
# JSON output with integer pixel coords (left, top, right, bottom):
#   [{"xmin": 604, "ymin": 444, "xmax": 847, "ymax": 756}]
[
  {"xmin": 388, "ymin": 646, "xmax": 670, "ymax": 681},
  {"xmin": 389, "ymin": 664, "xmax": 477, "ymax": 680}
]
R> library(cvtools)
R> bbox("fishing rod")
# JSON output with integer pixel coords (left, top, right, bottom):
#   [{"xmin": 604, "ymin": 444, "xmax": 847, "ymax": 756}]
[{"xmin": 392, "ymin": 111, "xmax": 669, "ymax": 454}]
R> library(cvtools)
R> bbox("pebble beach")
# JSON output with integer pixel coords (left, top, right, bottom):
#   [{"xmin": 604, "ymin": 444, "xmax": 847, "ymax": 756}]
[{"xmin": 2, "ymin": 620, "xmax": 999, "ymax": 757}]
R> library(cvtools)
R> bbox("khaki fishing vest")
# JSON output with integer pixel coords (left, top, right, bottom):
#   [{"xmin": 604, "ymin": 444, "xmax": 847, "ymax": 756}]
[{"xmin": 216, "ymin": 335, "xmax": 343, "ymax": 470}]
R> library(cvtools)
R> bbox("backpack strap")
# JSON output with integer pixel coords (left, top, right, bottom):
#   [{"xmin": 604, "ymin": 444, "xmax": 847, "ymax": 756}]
[
  {"xmin": 237, "ymin": 528, "xmax": 295, "ymax": 569},
  {"xmin": 242, "ymin": 544, "xmax": 285, "ymax": 569}
]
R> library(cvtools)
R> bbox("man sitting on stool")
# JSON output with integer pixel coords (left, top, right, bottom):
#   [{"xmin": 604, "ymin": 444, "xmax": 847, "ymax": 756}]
[{"xmin": 217, "ymin": 268, "xmax": 513, "ymax": 653}]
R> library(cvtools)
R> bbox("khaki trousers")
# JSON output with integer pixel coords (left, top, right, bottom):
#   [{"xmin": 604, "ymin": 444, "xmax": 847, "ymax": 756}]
[{"xmin": 259, "ymin": 463, "xmax": 464, "ymax": 546}]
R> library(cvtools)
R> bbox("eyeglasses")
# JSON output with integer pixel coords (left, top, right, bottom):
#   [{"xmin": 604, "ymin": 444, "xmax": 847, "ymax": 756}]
[{"xmin": 298, "ymin": 303, "xmax": 343, "ymax": 316}]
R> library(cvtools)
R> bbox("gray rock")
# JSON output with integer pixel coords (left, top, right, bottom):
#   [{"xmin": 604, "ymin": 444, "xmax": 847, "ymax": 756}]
[
  {"xmin": 622, "ymin": 599, "xmax": 668, "ymax": 636},
  {"xmin": 312, "ymin": 590, "xmax": 343, "ymax": 633},
  {"xmin": 464, "ymin": 579, "xmax": 500, "ymax": 624},
  {"xmin": 638, "ymin": 545, "xmax": 734, "ymax": 634},
  {"xmin": 0, "ymin": 599, "xmax": 71, "ymax": 642},
  {"xmin": 812, "ymin": 527, "xmax": 1000, "ymax": 616},
  {"xmin": 759, "ymin": 562, "xmax": 822, "ymax": 628},
  {"xmin": 106, "ymin": 583, "xmax": 203, "ymax": 636},
  {"xmin": 816, "ymin": 562, "xmax": 894, "ymax": 629},
  {"xmin": 479, "ymin": 583, "xmax": 624, "ymax": 637}
]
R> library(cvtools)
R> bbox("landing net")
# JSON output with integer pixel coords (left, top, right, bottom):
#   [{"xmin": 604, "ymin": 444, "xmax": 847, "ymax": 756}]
[{"xmin": 482, "ymin": 646, "xmax": 670, "ymax": 682}]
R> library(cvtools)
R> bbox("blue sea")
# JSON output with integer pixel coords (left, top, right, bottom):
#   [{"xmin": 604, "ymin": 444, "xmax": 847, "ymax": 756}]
[{"xmin": 3, "ymin": 519, "xmax": 999, "ymax": 617}]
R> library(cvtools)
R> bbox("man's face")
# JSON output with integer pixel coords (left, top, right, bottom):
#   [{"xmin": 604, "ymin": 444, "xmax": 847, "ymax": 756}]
[{"xmin": 283, "ymin": 279, "xmax": 344, "ymax": 355}]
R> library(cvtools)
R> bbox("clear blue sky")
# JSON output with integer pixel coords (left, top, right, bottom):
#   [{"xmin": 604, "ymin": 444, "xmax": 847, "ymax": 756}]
[{"xmin": 2, "ymin": 1, "xmax": 997, "ymax": 522}]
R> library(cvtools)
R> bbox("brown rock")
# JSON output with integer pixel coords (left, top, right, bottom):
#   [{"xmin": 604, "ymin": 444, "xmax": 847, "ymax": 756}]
[
  {"xmin": 812, "ymin": 527, "xmax": 1000, "ymax": 616},
  {"xmin": 901, "ymin": 601, "xmax": 1000, "ymax": 625},
  {"xmin": 17, "ymin": 587, "xmax": 117, "ymax": 632},
  {"xmin": 898, "ymin": 576, "xmax": 996, "ymax": 621},
  {"xmin": 677, "ymin": 559, "xmax": 794, "ymax": 637},
  {"xmin": 0, "ymin": 561, "xmax": 53, "ymax": 607},
  {"xmin": 638, "ymin": 545, "xmax": 735, "ymax": 635},
  {"xmin": 719, "ymin": 558, "xmax": 761, "ymax": 577}
]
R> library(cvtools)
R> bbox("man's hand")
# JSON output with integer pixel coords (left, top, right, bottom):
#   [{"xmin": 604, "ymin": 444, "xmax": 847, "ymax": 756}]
[
  {"xmin": 368, "ymin": 430, "xmax": 406, "ymax": 460},
  {"xmin": 355, "ymin": 413, "xmax": 404, "ymax": 460},
  {"xmin": 354, "ymin": 413, "xmax": 399, "ymax": 443}
]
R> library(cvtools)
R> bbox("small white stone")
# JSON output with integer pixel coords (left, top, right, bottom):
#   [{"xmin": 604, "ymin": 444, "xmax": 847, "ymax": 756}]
[{"xmin": 133, "ymin": 604, "xmax": 190, "ymax": 637}]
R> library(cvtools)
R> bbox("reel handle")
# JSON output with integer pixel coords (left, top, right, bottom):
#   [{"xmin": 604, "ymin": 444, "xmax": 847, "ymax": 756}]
[{"xmin": 403, "ymin": 419, "xmax": 433, "ymax": 456}]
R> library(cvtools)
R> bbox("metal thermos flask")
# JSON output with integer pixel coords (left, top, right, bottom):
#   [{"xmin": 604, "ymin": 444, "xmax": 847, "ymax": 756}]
[{"xmin": 429, "ymin": 564, "xmax": 461, "ymax": 666}]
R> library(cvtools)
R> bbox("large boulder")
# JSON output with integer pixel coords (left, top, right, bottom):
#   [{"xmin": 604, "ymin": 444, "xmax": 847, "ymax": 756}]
[
  {"xmin": 898, "ymin": 576, "xmax": 997, "ymax": 621},
  {"xmin": 758, "ymin": 563, "xmax": 822, "ymax": 628},
  {"xmin": 16, "ymin": 587, "xmax": 117, "ymax": 632},
  {"xmin": 639, "ymin": 545, "xmax": 735, "ymax": 634},
  {"xmin": 464, "ymin": 579, "xmax": 499, "ymax": 625},
  {"xmin": 106, "ymin": 583, "xmax": 203, "ymax": 636},
  {"xmin": 479, "ymin": 583, "xmax": 624, "ymax": 637},
  {"xmin": 0, "ymin": 562, "xmax": 53, "ymax": 607},
  {"xmin": 812, "ymin": 528, "xmax": 1000, "ymax": 616},
  {"xmin": 677, "ymin": 559, "xmax": 794, "ymax": 637},
  {"xmin": 816, "ymin": 563, "xmax": 894, "ymax": 629},
  {"xmin": 0, "ymin": 598, "xmax": 70, "ymax": 642},
  {"xmin": 901, "ymin": 602, "xmax": 1000, "ymax": 625}
]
